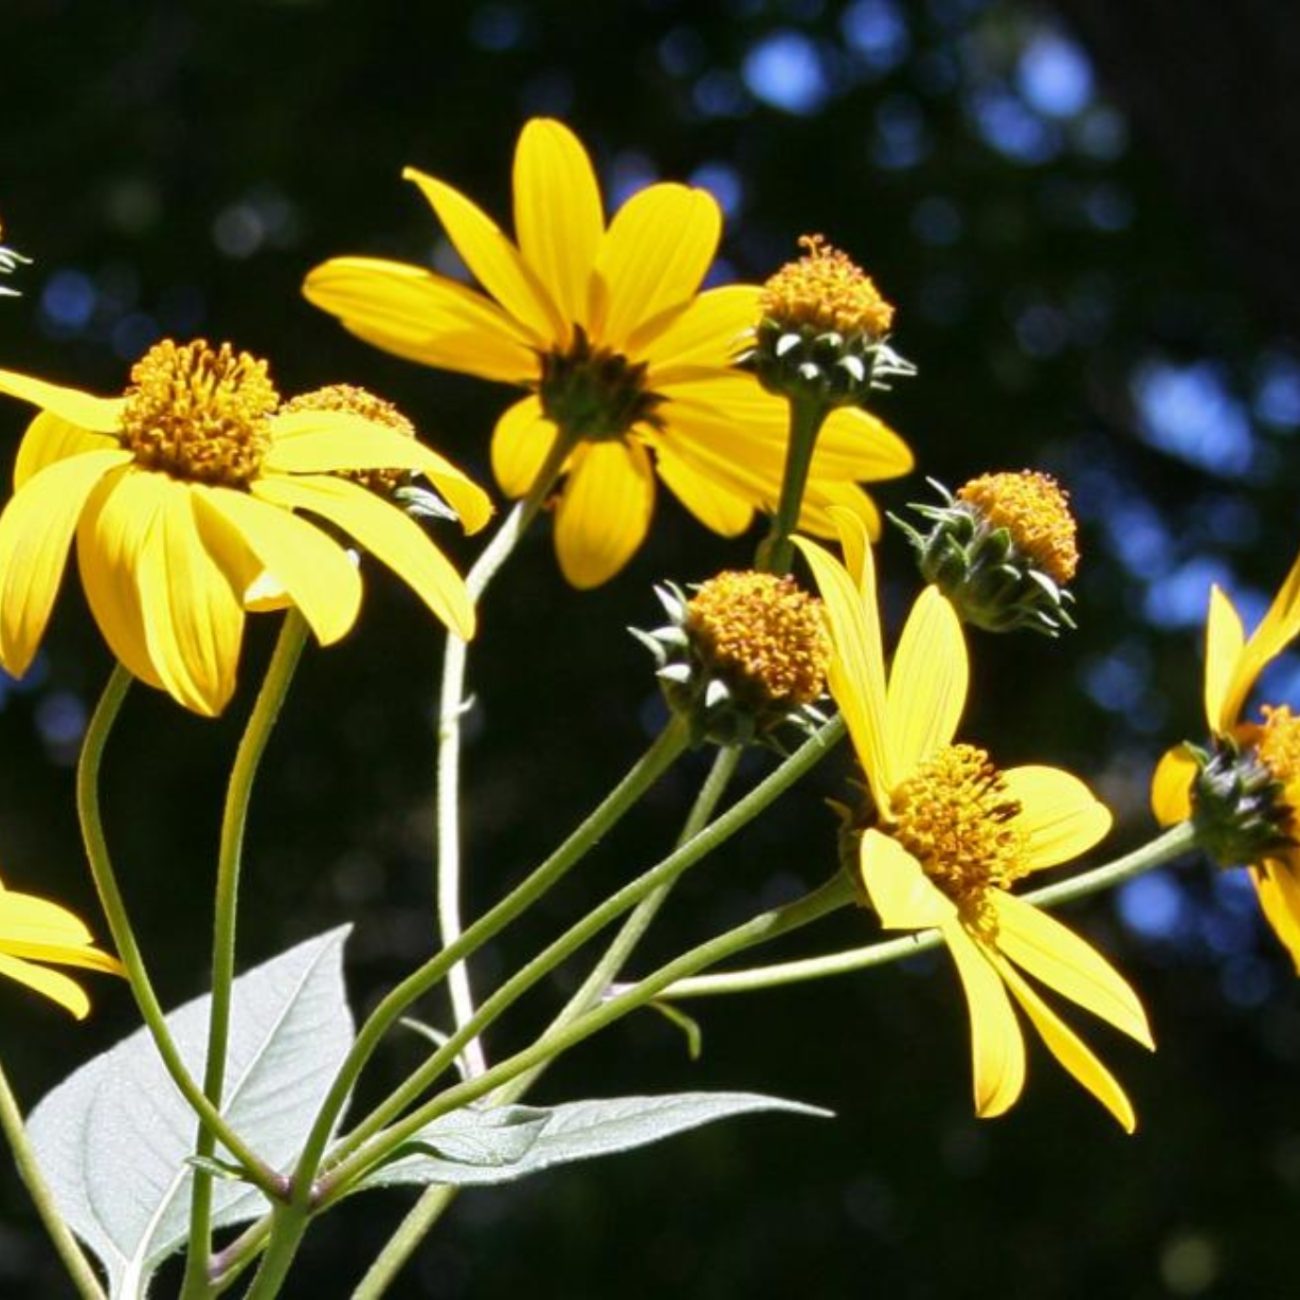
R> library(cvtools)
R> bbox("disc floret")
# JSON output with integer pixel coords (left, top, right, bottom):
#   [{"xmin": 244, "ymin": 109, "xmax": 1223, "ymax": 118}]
[{"xmin": 538, "ymin": 325, "xmax": 664, "ymax": 442}]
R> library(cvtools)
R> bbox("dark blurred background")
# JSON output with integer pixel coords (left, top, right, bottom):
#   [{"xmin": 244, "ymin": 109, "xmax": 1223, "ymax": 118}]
[{"xmin": 4, "ymin": 0, "xmax": 1300, "ymax": 1295}]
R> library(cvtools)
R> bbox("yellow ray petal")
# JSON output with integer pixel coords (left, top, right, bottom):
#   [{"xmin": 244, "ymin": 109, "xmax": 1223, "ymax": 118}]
[
  {"xmin": 859, "ymin": 829, "xmax": 956, "ymax": 930},
  {"xmin": 194, "ymin": 487, "xmax": 361, "ymax": 646},
  {"xmin": 1223, "ymin": 547, "xmax": 1300, "ymax": 729},
  {"xmin": 989, "ymin": 890, "xmax": 1152, "ymax": 1047},
  {"xmin": 1150, "ymin": 745, "xmax": 1197, "ymax": 826},
  {"xmin": 136, "ymin": 479, "xmax": 244, "ymax": 717},
  {"xmin": 0, "ymin": 952, "xmax": 90, "ymax": 1018},
  {"xmin": 652, "ymin": 445, "xmax": 754, "ymax": 537},
  {"xmin": 302, "ymin": 256, "xmax": 539, "ymax": 384},
  {"xmin": 490, "ymin": 396, "xmax": 568, "ymax": 498},
  {"xmin": 403, "ymin": 166, "xmax": 565, "ymax": 344},
  {"xmin": 1002, "ymin": 766, "xmax": 1112, "ymax": 872},
  {"xmin": 554, "ymin": 440, "xmax": 655, "ymax": 589},
  {"xmin": 799, "ymin": 481, "xmax": 882, "ymax": 541},
  {"xmin": 944, "ymin": 923, "xmax": 1026, "ymax": 1119},
  {"xmin": 1251, "ymin": 860, "xmax": 1300, "ymax": 974},
  {"xmin": 513, "ymin": 118, "xmax": 604, "ymax": 330},
  {"xmin": 1203, "ymin": 584, "xmax": 1246, "ymax": 733},
  {"xmin": 254, "ymin": 475, "xmax": 475, "ymax": 641},
  {"xmin": 815, "ymin": 406, "xmax": 915, "ymax": 479},
  {"xmin": 634, "ymin": 284, "xmax": 761, "ymax": 369},
  {"xmin": 267, "ymin": 411, "xmax": 492, "ymax": 534},
  {"xmin": 992, "ymin": 954, "xmax": 1137, "ymax": 1132},
  {"xmin": 829, "ymin": 504, "xmax": 871, "ymax": 591},
  {"xmin": 885, "ymin": 587, "xmax": 968, "ymax": 784},
  {"xmin": 0, "ymin": 448, "xmax": 132, "ymax": 676},
  {"xmin": 76, "ymin": 469, "xmax": 167, "ymax": 689},
  {"xmin": 590, "ymin": 183, "xmax": 722, "ymax": 350},
  {"xmin": 0, "ymin": 368, "xmax": 125, "ymax": 432},
  {"xmin": 15, "ymin": 412, "xmax": 120, "ymax": 488}
]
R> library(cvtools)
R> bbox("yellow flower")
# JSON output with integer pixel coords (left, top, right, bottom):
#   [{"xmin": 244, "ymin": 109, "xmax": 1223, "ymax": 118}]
[
  {"xmin": 0, "ymin": 872, "xmax": 122, "ymax": 1019},
  {"xmin": 303, "ymin": 118, "xmax": 913, "ymax": 588},
  {"xmin": 0, "ymin": 339, "xmax": 492, "ymax": 716},
  {"xmin": 1150, "ymin": 549, "xmax": 1300, "ymax": 968},
  {"xmin": 797, "ymin": 510, "xmax": 1152, "ymax": 1129}
]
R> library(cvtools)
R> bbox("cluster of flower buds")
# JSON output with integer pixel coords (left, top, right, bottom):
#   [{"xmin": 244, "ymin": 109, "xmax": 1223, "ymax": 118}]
[{"xmin": 1186, "ymin": 737, "xmax": 1295, "ymax": 867}]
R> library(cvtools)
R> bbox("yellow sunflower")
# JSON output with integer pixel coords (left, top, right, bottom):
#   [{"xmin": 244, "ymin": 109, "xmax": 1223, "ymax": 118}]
[
  {"xmin": 1150, "ymin": 549, "xmax": 1300, "ymax": 968},
  {"xmin": 0, "ymin": 871, "xmax": 122, "ymax": 1019},
  {"xmin": 796, "ymin": 510, "xmax": 1152, "ymax": 1129},
  {"xmin": 303, "ymin": 118, "xmax": 913, "ymax": 589},
  {"xmin": 0, "ymin": 339, "xmax": 492, "ymax": 717}
]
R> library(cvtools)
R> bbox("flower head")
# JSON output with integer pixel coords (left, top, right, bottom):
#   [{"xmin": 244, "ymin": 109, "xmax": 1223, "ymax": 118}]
[
  {"xmin": 1150, "ymin": 549, "xmax": 1300, "ymax": 968},
  {"xmin": 0, "ymin": 871, "xmax": 122, "ymax": 1019},
  {"xmin": 797, "ymin": 510, "xmax": 1151, "ymax": 1129},
  {"xmin": 303, "ymin": 120, "xmax": 913, "ymax": 588},
  {"xmin": 0, "ymin": 341, "xmax": 492, "ymax": 716}
]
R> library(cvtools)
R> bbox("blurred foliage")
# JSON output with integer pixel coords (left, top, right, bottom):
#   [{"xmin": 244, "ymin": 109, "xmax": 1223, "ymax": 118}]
[{"xmin": 3, "ymin": 0, "xmax": 1300, "ymax": 1296}]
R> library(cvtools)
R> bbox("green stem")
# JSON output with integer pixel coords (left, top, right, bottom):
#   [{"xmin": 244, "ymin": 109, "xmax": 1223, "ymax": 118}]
[
  {"xmin": 0, "ymin": 1059, "xmax": 106, "ymax": 1300},
  {"xmin": 655, "ymin": 822, "xmax": 1199, "ymax": 998},
  {"xmin": 77, "ymin": 666, "xmax": 281, "ymax": 1198},
  {"xmin": 293, "ymin": 715, "xmax": 689, "ymax": 1198},
  {"xmin": 320, "ymin": 717, "xmax": 846, "ymax": 1195},
  {"xmin": 322, "ymin": 872, "xmax": 854, "ymax": 1204},
  {"xmin": 180, "ymin": 611, "xmax": 308, "ymax": 1300},
  {"xmin": 756, "ymin": 396, "xmax": 830, "ymax": 576},
  {"xmin": 437, "ymin": 427, "xmax": 578, "ymax": 1078},
  {"xmin": 208, "ymin": 1217, "xmax": 272, "ymax": 1295},
  {"xmin": 240, "ymin": 1205, "xmax": 309, "ymax": 1300}
]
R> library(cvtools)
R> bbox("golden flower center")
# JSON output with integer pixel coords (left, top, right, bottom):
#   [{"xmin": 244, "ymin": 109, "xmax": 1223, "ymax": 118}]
[
  {"xmin": 538, "ymin": 325, "xmax": 663, "ymax": 442},
  {"xmin": 685, "ymin": 572, "xmax": 831, "ymax": 708},
  {"xmin": 891, "ymin": 743, "xmax": 1026, "ymax": 913},
  {"xmin": 119, "ymin": 339, "xmax": 278, "ymax": 487},
  {"xmin": 1257, "ymin": 704, "xmax": 1300, "ymax": 799},
  {"xmin": 760, "ymin": 234, "xmax": 895, "ymax": 339},
  {"xmin": 957, "ymin": 470, "xmax": 1080, "ymax": 585},
  {"xmin": 282, "ymin": 383, "xmax": 414, "ymax": 494}
]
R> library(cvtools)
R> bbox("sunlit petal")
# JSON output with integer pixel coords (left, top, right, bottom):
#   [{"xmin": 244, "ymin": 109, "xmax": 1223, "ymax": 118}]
[
  {"xmin": 634, "ymin": 285, "xmax": 761, "ymax": 370},
  {"xmin": 798, "ymin": 481, "xmax": 881, "ymax": 541},
  {"xmin": 15, "ymin": 412, "xmax": 119, "ymax": 488},
  {"xmin": 0, "ymin": 952, "xmax": 90, "ymax": 1019},
  {"xmin": 0, "ymin": 368, "xmax": 125, "ymax": 432},
  {"xmin": 1224, "ymin": 547, "xmax": 1300, "ymax": 728},
  {"xmin": 1251, "ymin": 860, "xmax": 1300, "ymax": 974},
  {"xmin": 553, "ymin": 440, "xmax": 655, "ymax": 589},
  {"xmin": 1150, "ymin": 745, "xmax": 1197, "ymax": 827},
  {"xmin": 1203, "ymin": 585, "xmax": 1246, "ymax": 733},
  {"xmin": 491, "ymin": 396, "xmax": 569, "ymax": 498},
  {"xmin": 652, "ymin": 445, "xmax": 754, "ymax": 537},
  {"xmin": 859, "ymin": 829, "xmax": 955, "ymax": 930},
  {"xmin": 1002, "ymin": 766, "xmax": 1112, "ymax": 871}
]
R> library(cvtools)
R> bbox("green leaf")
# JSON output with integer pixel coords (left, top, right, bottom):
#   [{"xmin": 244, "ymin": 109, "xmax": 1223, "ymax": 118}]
[
  {"xmin": 354, "ymin": 1092, "xmax": 831, "ymax": 1192},
  {"xmin": 27, "ymin": 928, "xmax": 355, "ymax": 1300}
]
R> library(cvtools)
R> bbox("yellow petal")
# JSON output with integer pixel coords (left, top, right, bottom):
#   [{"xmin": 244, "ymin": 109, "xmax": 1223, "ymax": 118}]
[
  {"xmin": 15, "ymin": 412, "xmax": 120, "ymax": 488},
  {"xmin": 798, "ymin": 481, "xmax": 882, "ymax": 541},
  {"xmin": 0, "ymin": 951, "xmax": 90, "ymax": 1019},
  {"xmin": 490, "ymin": 396, "xmax": 568, "ymax": 498},
  {"xmin": 0, "ymin": 885, "xmax": 121, "ymax": 975},
  {"xmin": 0, "ymin": 448, "xmax": 132, "ymax": 676},
  {"xmin": 135, "ymin": 479, "xmax": 244, "ymax": 717},
  {"xmin": 944, "ymin": 923, "xmax": 1026, "ymax": 1119},
  {"xmin": 554, "ymin": 440, "xmax": 655, "ymax": 589},
  {"xmin": 513, "ymin": 118, "xmax": 604, "ymax": 330},
  {"xmin": 0, "ymin": 368, "xmax": 125, "ymax": 432},
  {"xmin": 1203, "ymin": 584, "xmax": 1246, "ymax": 733},
  {"xmin": 652, "ymin": 445, "xmax": 754, "ymax": 537},
  {"xmin": 989, "ymin": 891, "xmax": 1153, "ymax": 1047},
  {"xmin": 814, "ymin": 405, "xmax": 915, "ymax": 480},
  {"xmin": 1150, "ymin": 745, "xmax": 1197, "ymax": 826},
  {"xmin": 885, "ymin": 587, "xmax": 968, "ymax": 783},
  {"xmin": 254, "ymin": 475, "xmax": 475, "ymax": 641},
  {"xmin": 859, "ymin": 829, "xmax": 955, "ymax": 929},
  {"xmin": 1002, "ymin": 766, "xmax": 1112, "ymax": 871},
  {"xmin": 302, "ymin": 256, "xmax": 539, "ymax": 384},
  {"xmin": 829, "ymin": 504, "xmax": 870, "ymax": 592},
  {"xmin": 792, "ymin": 530, "xmax": 891, "ymax": 805},
  {"xmin": 1251, "ymin": 860, "xmax": 1300, "ymax": 974},
  {"xmin": 194, "ymin": 487, "xmax": 361, "ymax": 645},
  {"xmin": 267, "ymin": 411, "xmax": 492, "ymax": 534},
  {"xmin": 1223, "ymin": 547, "xmax": 1300, "ymax": 729},
  {"xmin": 992, "ymin": 954, "xmax": 1138, "ymax": 1132},
  {"xmin": 403, "ymin": 166, "xmax": 564, "ymax": 344},
  {"xmin": 590, "ymin": 183, "xmax": 722, "ymax": 350},
  {"xmin": 634, "ymin": 284, "xmax": 761, "ymax": 369}
]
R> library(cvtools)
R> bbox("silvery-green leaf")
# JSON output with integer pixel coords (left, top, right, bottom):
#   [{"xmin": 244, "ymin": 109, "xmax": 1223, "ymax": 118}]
[
  {"xmin": 27, "ymin": 927, "xmax": 354, "ymax": 1300},
  {"xmin": 355, "ymin": 1092, "xmax": 830, "ymax": 1191},
  {"xmin": 373, "ymin": 1105, "xmax": 551, "ymax": 1174}
]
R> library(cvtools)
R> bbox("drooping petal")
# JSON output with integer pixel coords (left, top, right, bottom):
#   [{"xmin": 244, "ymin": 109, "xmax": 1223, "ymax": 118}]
[
  {"xmin": 490, "ymin": 396, "xmax": 569, "ymax": 498},
  {"xmin": 1203, "ymin": 585, "xmax": 1246, "ymax": 733},
  {"xmin": 194, "ymin": 487, "xmax": 361, "ymax": 646},
  {"xmin": 989, "ymin": 891, "xmax": 1153, "ymax": 1047},
  {"xmin": 553, "ymin": 440, "xmax": 656, "ymax": 589},
  {"xmin": 944, "ymin": 923, "xmax": 1026, "ymax": 1119},
  {"xmin": 633, "ymin": 284, "xmax": 761, "ymax": 370},
  {"xmin": 266, "ymin": 411, "xmax": 492, "ymax": 533},
  {"xmin": 1251, "ymin": 859, "xmax": 1300, "ymax": 973},
  {"xmin": 992, "ymin": 954, "xmax": 1137, "ymax": 1132},
  {"xmin": 513, "ymin": 118, "xmax": 604, "ymax": 330},
  {"xmin": 653, "ymin": 445, "xmax": 754, "ymax": 537},
  {"xmin": 1002, "ymin": 766, "xmax": 1112, "ymax": 871},
  {"xmin": 253, "ymin": 475, "xmax": 475, "ymax": 641},
  {"xmin": 403, "ymin": 166, "xmax": 565, "ymax": 344},
  {"xmin": 15, "ymin": 412, "xmax": 120, "ymax": 488},
  {"xmin": 590, "ymin": 184, "xmax": 722, "ymax": 350},
  {"xmin": 859, "ymin": 829, "xmax": 956, "ymax": 930},
  {"xmin": 0, "ymin": 368, "xmax": 125, "ymax": 432},
  {"xmin": 1149, "ymin": 745, "xmax": 1198, "ymax": 827},
  {"xmin": 0, "ymin": 890, "xmax": 122, "ymax": 974},
  {"xmin": 0, "ymin": 448, "xmax": 131, "ymax": 676},
  {"xmin": 135, "ymin": 479, "xmax": 244, "ymax": 716},
  {"xmin": 885, "ymin": 587, "xmax": 968, "ymax": 784},
  {"xmin": 302, "ymin": 256, "xmax": 539, "ymax": 384},
  {"xmin": 0, "ymin": 951, "xmax": 90, "ymax": 1019}
]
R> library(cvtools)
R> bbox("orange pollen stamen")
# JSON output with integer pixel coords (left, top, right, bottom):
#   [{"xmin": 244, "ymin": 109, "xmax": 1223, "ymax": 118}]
[
  {"xmin": 760, "ymin": 234, "xmax": 895, "ymax": 338},
  {"xmin": 957, "ymin": 470, "xmax": 1080, "ymax": 585}
]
